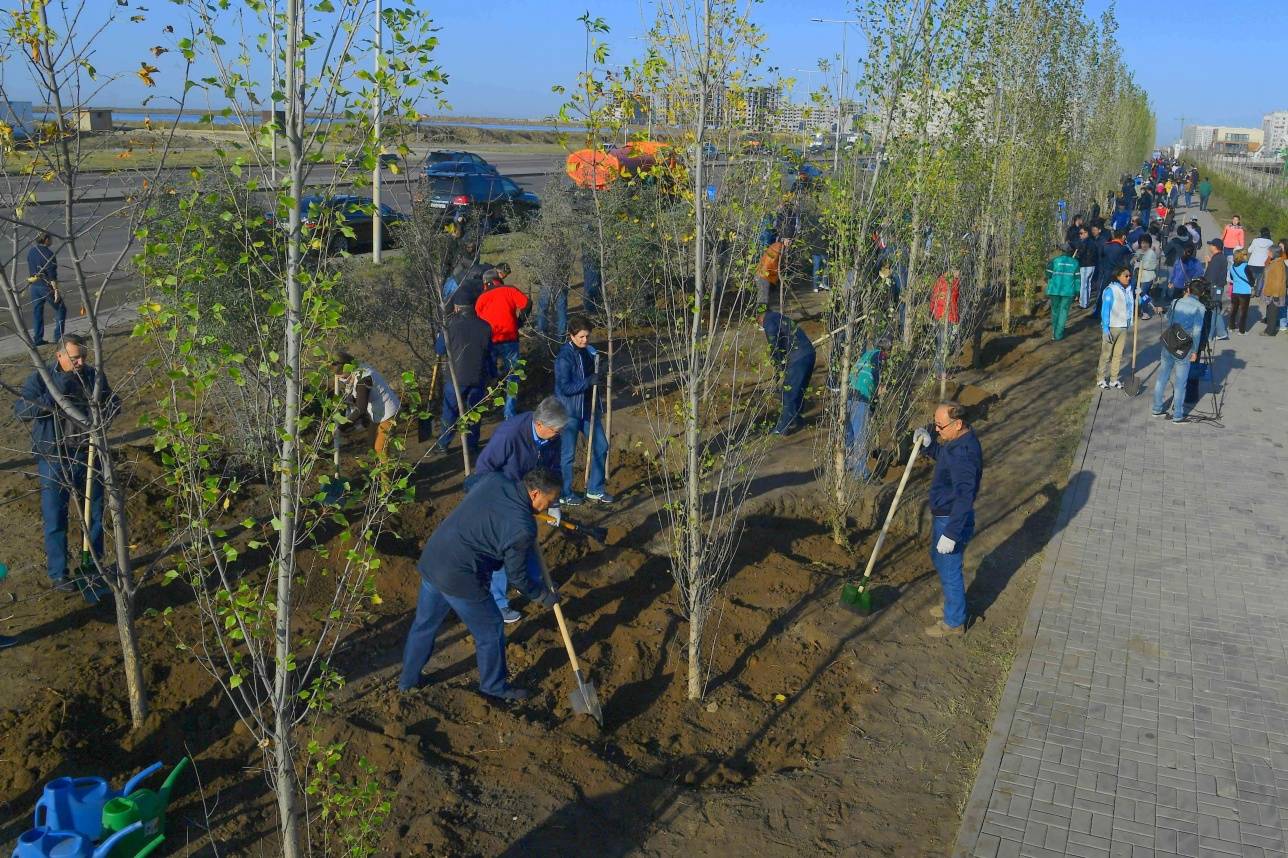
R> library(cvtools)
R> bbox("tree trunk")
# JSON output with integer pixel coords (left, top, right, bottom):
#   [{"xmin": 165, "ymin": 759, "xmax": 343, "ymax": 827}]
[
  {"xmin": 112, "ymin": 589, "xmax": 147, "ymax": 729},
  {"xmin": 830, "ymin": 313, "xmax": 856, "ymax": 546},
  {"xmin": 97, "ymin": 442, "xmax": 149, "ymax": 729},
  {"xmin": 687, "ymin": 587, "xmax": 704, "ymax": 700}
]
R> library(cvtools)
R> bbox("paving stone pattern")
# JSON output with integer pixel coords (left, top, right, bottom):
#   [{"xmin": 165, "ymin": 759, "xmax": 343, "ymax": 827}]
[{"xmin": 956, "ymin": 280, "xmax": 1288, "ymax": 857}]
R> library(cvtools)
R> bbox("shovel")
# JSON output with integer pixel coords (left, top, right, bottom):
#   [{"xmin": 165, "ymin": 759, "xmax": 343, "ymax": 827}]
[
  {"xmin": 417, "ymin": 362, "xmax": 440, "ymax": 444},
  {"xmin": 841, "ymin": 436, "xmax": 925, "ymax": 615},
  {"xmin": 536, "ymin": 511, "xmax": 608, "ymax": 544},
  {"xmin": 1124, "ymin": 266, "xmax": 1143, "ymax": 396},
  {"xmin": 536, "ymin": 550, "xmax": 603, "ymax": 726},
  {"xmin": 320, "ymin": 374, "xmax": 353, "ymax": 507},
  {"xmin": 76, "ymin": 441, "xmax": 109, "ymax": 605}
]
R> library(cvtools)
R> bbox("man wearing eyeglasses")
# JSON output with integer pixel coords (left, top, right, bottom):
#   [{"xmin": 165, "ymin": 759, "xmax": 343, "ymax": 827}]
[
  {"xmin": 13, "ymin": 334, "xmax": 120, "ymax": 591},
  {"xmin": 912, "ymin": 401, "xmax": 983, "ymax": 638}
]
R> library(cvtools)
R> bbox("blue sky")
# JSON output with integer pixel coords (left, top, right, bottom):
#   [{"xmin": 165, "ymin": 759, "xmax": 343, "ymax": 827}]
[{"xmin": 4, "ymin": 1, "xmax": 1283, "ymax": 145}]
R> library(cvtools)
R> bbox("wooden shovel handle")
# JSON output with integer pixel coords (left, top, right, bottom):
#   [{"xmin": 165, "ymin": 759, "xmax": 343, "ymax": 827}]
[
  {"xmin": 82, "ymin": 441, "xmax": 96, "ymax": 554},
  {"xmin": 536, "ymin": 550, "xmax": 582, "ymax": 674},
  {"xmin": 859, "ymin": 439, "xmax": 924, "ymax": 584}
]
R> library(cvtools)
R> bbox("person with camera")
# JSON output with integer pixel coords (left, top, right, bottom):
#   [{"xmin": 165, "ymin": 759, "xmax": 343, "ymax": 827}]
[{"xmin": 1152, "ymin": 279, "xmax": 1208, "ymax": 424}]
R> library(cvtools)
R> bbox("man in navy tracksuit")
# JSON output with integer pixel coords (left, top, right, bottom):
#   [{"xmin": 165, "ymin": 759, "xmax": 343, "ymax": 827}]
[
  {"xmin": 398, "ymin": 469, "xmax": 561, "ymax": 700},
  {"xmin": 27, "ymin": 232, "xmax": 65, "ymax": 346},
  {"xmin": 467, "ymin": 396, "xmax": 569, "ymax": 623},
  {"xmin": 761, "ymin": 310, "xmax": 816, "ymax": 435},
  {"xmin": 912, "ymin": 401, "xmax": 983, "ymax": 638}
]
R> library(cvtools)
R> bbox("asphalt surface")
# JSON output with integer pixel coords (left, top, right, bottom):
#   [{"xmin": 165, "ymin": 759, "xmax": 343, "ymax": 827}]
[{"xmin": 1, "ymin": 150, "xmax": 563, "ymax": 339}]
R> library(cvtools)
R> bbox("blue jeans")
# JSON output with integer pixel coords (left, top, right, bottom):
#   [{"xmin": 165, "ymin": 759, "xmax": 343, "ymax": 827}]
[
  {"xmin": 40, "ymin": 454, "xmax": 103, "ymax": 582},
  {"xmin": 492, "ymin": 340, "xmax": 521, "ymax": 419},
  {"xmin": 811, "ymin": 253, "xmax": 829, "ymax": 291},
  {"xmin": 844, "ymin": 399, "xmax": 872, "ymax": 478},
  {"xmin": 1210, "ymin": 293, "xmax": 1228, "ymax": 338},
  {"xmin": 560, "ymin": 415, "xmax": 607, "ymax": 497},
  {"xmin": 1152, "ymin": 349, "xmax": 1193, "ymax": 420},
  {"xmin": 439, "ymin": 382, "xmax": 485, "ymax": 450},
  {"xmin": 398, "ymin": 578, "xmax": 509, "ymax": 695},
  {"xmin": 931, "ymin": 513, "xmax": 974, "ymax": 629},
  {"xmin": 1184, "ymin": 191, "xmax": 1193, "ymax": 207},
  {"xmin": 30, "ymin": 282, "xmax": 66, "ymax": 344},
  {"xmin": 582, "ymin": 254, "xmax": 603, "ymax": 316},
  {"xmin": 535, "ymin": 286, "xmax": 568, "ymax": 340},
  {"xmin": 488, "ymin": 546, "xmax": 543, "ymax": 611},
  {"xmin": 775, "ymin": 354, "xmax": 816, "ymax": 433},
  {"xmin": 1199, "ymin": 194, "xmax": 1210, "ymax": 212}
]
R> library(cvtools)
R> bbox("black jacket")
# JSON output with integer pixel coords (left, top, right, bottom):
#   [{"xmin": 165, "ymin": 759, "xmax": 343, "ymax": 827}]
[
  {"xmin": 416, "ymin": 473, "xmax": 547, "ymax": 601},
  {"xmin": 436, "ymin": 307, "xmax": 493, "ymax": 389},
  {"xmin": 1204, "ymin": 252, "xmax": 1228, "ymax": 291}
]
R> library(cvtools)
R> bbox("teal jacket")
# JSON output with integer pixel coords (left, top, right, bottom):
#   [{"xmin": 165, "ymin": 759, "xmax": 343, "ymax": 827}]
[{"xmin": 1045, "ymin": 254, "xmax": 1079, "ymax": 298}]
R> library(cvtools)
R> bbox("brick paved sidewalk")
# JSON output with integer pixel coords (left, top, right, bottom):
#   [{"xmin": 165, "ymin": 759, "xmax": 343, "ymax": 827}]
[{"xmin": 955, "ymin": 205, "xmax": 1288, "ymax": 857}]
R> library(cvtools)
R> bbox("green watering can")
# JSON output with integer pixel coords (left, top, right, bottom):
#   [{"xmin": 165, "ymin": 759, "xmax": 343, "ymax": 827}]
[{"xmin": 98, "ymin": 758, "xmax": 190, "ymax": 857}]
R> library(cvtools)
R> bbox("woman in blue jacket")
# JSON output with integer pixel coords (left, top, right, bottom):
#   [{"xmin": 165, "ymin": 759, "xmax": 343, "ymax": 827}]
[
  {"xmin": 1228, "ymin": 250, "xmax": 1254, "ymax": 334},
  {"xmin": 553, "ymin": 314, "xmax": 613, "ymax": 505}
]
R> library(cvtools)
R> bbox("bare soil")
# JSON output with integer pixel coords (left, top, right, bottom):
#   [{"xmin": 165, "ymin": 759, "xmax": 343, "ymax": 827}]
[{"xmin": 0, "ymin": 292, "xmax": 1103, "ymax": 856}]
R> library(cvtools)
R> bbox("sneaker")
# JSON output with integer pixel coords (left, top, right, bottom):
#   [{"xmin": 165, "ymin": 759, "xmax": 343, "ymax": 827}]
[
  {"xmin": 1171, "ymin": 416, "xmax": 1186, "ymax": 424},
  {"xmin": 1096, "ymin": 379, "xmax": 1109, "ymax": 389},
  {"xmin": 500, "ymin": 607, "xmax": 521, "ymax": 624},
  {"xmin": 558, "ymin": 494, "xmax": 584, "ymax": 506},
  {"xmin": 585, "ymin": 491, "xmax": 615, "ymax": 504},
  {"xmin": 928, "ymin": 605, "xmax": 944, "ymax": 619},
  {"xmin": 1150, "ymin": 410, "xmax": 1167, "ymax": 417},
  {"xmin": 923, "ymin": 621, "xmax": 964, "ymax": 638},
  {"xmin": 1109, "ymin": 380, "xmax": 1123, "ymax": 390}
]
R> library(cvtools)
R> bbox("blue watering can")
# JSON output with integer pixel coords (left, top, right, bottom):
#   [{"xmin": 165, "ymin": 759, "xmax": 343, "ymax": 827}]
[
  {"xmin": 32, "ymin": 764, "xmax": 162, "ymax": 841},
  {"xmin": 10, "ymin": 821, "xmax": 149, "ymax": 858}
]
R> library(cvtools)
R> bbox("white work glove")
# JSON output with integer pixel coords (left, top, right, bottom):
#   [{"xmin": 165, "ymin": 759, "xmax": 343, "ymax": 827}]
[
  {"xmin": 936, "ymin": 534, "xmax": 956, "ymax": 554},
  {"xmin": 546, "ymin": 506, "xmax": 562, "ymax": 528},
  {"xmin": 912, "ymin": 427, "xmax": 932, "ymax": 448}
]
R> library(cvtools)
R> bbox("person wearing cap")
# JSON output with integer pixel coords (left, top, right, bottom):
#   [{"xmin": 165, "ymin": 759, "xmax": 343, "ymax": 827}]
[
  {"xmin": 474, "ymin": 263, "xmax": 528, "ymax": 419},
  {"xmin": 1260, "ymin": 241, "xmax": 1286, "ymax": 337},
  {"xmin": 1203, "ymin": 239, "xmax": 1229, "ymax": 340},
  {"xmin": 26, "ymin": 232, "xmax": 65, "ymax": 346},
  {"xmin": 435, "ymin": 288, "xmax": 494, "ymax": 455},
  {"xmin": 330, "ymin": 350, "xmax": 401, "ymax": 459}
]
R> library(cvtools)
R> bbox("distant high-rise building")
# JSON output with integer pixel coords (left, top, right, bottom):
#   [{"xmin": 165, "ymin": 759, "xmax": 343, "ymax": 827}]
[
  {"xmin": 1181, "ymin": 124, "xmax": 1263, "ymax": 154},
  {"xmin": 1263, "ymin": 111, "xmax": 1288, "ymax": 154}
]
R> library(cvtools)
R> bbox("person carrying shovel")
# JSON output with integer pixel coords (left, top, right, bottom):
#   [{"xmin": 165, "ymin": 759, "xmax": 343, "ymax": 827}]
[
  {"xmin": 554, "ymin": 315, "xmax": 613, "ymax": 506},
  {"xmin": 911, "ymin": 400, "xmax": 983, "ymax": 639},
  {"xmin": 13, "ymin": 334, "xmax": 120, "ymax": 594},
  {"xmin": 398, "ymin": 468, "xmax": 563, "ymax": 701}
]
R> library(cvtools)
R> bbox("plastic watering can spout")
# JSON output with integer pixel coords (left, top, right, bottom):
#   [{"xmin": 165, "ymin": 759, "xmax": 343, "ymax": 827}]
[
  {"xmin": 91, "ymin": 821, "xmax": 143, "ymax": 858},
  {"xmin": 158, "ymin": 757, "xmax": 190, "ymax": 804},
  {"xmin": 119, "ymin": 763, "xmax": 163, "ymax": 798}
]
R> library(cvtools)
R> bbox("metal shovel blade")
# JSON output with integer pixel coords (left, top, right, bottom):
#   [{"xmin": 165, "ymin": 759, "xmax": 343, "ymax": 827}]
[
  {"xmin": 569, "ymin": 670, "xmax": 603, "ymax": 726},
  {"xmin": 1124, "ymin": 375, "xmax": 1143, "ymax": 397}
]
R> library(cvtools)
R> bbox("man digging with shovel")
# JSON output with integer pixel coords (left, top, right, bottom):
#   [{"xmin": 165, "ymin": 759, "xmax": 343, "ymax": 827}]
[{"xmin": 398, "ymin": 468, "xmax": 563, "ymax": 702}]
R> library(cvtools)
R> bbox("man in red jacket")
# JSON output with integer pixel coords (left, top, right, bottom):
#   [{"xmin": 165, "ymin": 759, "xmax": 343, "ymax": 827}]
[{"xmin": 475, "ymin": 264, "xmax": 529, "ymax": 419}]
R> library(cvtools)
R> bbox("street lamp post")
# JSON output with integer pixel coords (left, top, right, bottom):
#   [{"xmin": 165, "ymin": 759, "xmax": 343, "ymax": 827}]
[
  {"xmin": 810, "ymin": 17, "xmax": 859, "ymax": 172},
  {"xmin": 372, "ymin": 0, "xmax": 383, "ymax": 264}
]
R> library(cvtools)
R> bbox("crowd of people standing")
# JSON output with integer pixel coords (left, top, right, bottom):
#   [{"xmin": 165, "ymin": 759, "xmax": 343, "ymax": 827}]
[{"xmin": 1047, "ymin": 157, "xmax": 1287, "ymax": 422}]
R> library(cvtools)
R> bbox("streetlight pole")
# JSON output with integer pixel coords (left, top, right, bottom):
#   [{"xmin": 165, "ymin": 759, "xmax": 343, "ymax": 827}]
[
  {"xmin": 372, "ymin": 0, "xmax": 383, "ymax": 264},
  {"xmin": 810, "ymin": 17, "xmax": 858, "ymax": 172},
  {"xmin": 790, "ymin": 67, "xmax": 821, "ymax": 154},
  {"xmin": 270, "ymin": 0, "xmax": 278, "ymax": 187}
]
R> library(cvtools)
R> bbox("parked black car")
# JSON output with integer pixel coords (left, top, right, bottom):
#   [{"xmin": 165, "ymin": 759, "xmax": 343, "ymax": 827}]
[
  {"xmin": 421, "ymin": 171, "xmax": 540, "ymax": 231},
  {"xmin": 278, "ymin": 194, "xmax": 407, "ymax": 255}
]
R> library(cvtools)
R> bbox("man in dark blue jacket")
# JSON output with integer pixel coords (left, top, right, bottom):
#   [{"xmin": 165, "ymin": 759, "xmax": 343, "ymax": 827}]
[
  {"xmin": 398, "ymin": 469, "xmax": 562, "ymax": 700},
  {"xmin": 13, "ymin": 334, "xmax": 120, "ymax": 588},
  {"xmin": 467, "ymin": 396, "xmax": 569, "ymax": 623},
  {"xmin": 1094, "ymin": 230, "xmax": 1132, "ymax": 313},
  {"xmin": 760, "ymin": 310, "xmax": 816, "ymax": 435},
  {"xmin": 26, "ymin": 232, "xmax": 65, "ymax": 346},
  {"xmin": 554, "ymin": 314, "xmax": 612, "ymax": 505},
  {"xmin": 435, "ymin": 289, "xmax": 494, "ymax": 455},
  {"xmin": 912, "ymin": 401, "xmax": 983, "ymax": 638}
]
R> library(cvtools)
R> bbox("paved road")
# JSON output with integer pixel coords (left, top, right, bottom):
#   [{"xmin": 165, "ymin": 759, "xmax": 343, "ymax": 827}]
[
  {"xmin": 1, "ymin": 149, "xmax": 562, "ymax": 338},
  {"xmin": 957, "ymin": 202, "xmax": 1288, "ymax": 857}
]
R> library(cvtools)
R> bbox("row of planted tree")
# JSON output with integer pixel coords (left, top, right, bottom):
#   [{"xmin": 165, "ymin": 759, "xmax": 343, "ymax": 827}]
[{"xmin": 0, "ymin": 0, "xmax": 1150, "ymax": 853}]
